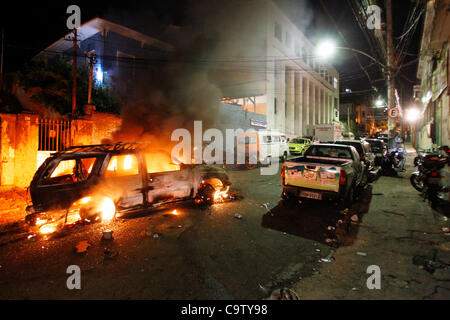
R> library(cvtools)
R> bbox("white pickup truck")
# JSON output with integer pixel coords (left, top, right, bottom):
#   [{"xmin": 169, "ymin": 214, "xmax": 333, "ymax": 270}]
[{"xmin": 281, "ymin": 144, "xmax": 365, "ymax": 207}]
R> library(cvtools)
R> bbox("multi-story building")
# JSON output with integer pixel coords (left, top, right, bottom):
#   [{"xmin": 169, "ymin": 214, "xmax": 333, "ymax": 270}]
[
  {"xmin": 208, "ymin": 0, "xmax": 340, "ymax": 138},
  {"xmin": 416, "ymin": 0, "xmax": 449, "ymax": 149}
]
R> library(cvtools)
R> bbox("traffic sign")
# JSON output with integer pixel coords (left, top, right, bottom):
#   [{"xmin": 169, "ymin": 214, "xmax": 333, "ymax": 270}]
[{"xmin": 387, "ymin": 107, "xmax": 399, "ymax": 119}]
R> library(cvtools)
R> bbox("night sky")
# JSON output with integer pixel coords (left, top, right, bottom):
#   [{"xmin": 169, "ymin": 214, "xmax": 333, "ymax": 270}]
[{"xmin": 0, "ymin": 0, "xmax": 422, "ymax": 106}]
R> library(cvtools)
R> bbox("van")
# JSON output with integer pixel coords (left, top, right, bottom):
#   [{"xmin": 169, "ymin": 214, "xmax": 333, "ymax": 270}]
[{"xmin": 236, "ymin": 130, "xmax": 289, "ymax": 165}]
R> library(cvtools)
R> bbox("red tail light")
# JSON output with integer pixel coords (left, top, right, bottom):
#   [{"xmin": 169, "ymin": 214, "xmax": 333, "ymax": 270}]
[
  {"xmin": 431, "ymin": 171, "xmax": 438, "ymax": 177},
  {"xmin": 339, "ymin": 170, "xmax": 347, "ymax": 185}
]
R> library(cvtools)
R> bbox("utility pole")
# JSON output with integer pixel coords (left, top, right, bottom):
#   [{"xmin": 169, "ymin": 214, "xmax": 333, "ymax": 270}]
[
  {"xmin": 386, "ymin": 0, "xmax": 396, "ymax": 139},
  {"xmin": 72, "ymin": 28, "xmax": 78, "ymax": 117},
  {"xmin": 86, "ymin": 52, "xmax": 96, "ymax": 105}
]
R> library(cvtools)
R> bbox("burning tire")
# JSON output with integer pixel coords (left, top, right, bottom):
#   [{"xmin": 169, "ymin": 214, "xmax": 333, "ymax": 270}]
[
  {"xmin": 197, "ymin": 184, "xmax": 216, "ymax": 204},
  {"xmin": 196, "ymin": 178, "xmax": 230, "ymax": 204}
]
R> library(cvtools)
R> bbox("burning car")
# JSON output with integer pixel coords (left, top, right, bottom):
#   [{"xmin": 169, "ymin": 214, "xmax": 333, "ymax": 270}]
[{"xmin": 25, "ymin": 142, "xmax": 231, "ymax": 233}]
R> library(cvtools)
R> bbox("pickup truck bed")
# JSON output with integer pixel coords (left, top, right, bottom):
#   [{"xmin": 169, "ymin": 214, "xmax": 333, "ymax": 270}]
[{"xmin": 281, "ymin": 144, "xmax": 362, "ymax": 204}]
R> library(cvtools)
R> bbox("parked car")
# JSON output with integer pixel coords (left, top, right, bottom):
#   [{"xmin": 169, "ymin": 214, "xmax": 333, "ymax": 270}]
[
  {"xmin": 236, "ymin": 130, "xmax": 289, "ymax": 165},
  {"xmin": 26, "ymin": 143, "xmax": 231, "ymax": 229},
  {"xmin": 289, "ymin": 137, "xmax": 312, "ymax": 156},
  {"xmin": 334, "ymin": 139, "xmax": 379, "ymax": 180},
  {"xmin": 281, "ymin": 144, "xmax": 365, "ymax": 207},
  {"xmin": 364, "ymin": 138, "xmax": 387, "ymax": 166}
]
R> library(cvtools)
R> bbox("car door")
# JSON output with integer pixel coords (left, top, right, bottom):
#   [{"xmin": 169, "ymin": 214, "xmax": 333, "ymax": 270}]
[
  {"xmin": 32, "ymin": 155, "xmax": 103, "ymax": 212},
  {"xmin": 102, "ymin": 153, "xmax": 145, "ymax": 210},
  {"xmin": 144, "ymin": 153, "xmax": 192, "ymax": 204}
]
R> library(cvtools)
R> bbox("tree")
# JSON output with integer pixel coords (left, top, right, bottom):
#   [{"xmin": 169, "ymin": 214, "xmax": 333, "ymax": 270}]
[{"xmin": 18, "ymin": 58, "xmax": 121, "ymax": 115}]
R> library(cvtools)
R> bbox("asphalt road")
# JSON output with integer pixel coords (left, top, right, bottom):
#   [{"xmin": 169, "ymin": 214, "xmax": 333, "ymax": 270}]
[{"xmin": 0, "ymin": 152, "xmax": 449, "ymax": 299}]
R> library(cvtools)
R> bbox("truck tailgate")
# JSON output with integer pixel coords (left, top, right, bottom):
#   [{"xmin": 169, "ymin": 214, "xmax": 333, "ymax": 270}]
[{"xmin": 284, "ymin": 161, "xmax": 343, "ymax": 193}]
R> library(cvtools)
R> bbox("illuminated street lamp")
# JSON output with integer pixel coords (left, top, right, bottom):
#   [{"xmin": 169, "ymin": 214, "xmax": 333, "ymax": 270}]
[
  {"xmin": 406, "ymin": 107, "xmax": 420, "ymax": 147},
  {"xmin": 316, "ymin": 40, "xmax": 336, "ymax": 60},
  {"xmin": 405, "ymin": 108, "xmax": 420, "ymax": 122},
  {"xmin": 315, "ymin": 41, "xmax": 386, "ymax": 68}
]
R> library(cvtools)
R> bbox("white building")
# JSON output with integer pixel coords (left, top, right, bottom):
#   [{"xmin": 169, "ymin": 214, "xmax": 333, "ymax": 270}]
[{"xmin": 211, "ymin": 0, "xmax": 340, "ymax": 137}]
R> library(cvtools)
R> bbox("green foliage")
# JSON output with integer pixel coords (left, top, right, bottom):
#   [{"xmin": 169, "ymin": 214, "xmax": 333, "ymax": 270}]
[{"xmin": 18, "ymin": 58, "xmax": 121, "ymax": 115}]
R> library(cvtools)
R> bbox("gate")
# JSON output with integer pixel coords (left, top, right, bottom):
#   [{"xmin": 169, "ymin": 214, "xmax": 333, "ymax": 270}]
[{"xmin": 38, "ymin": 119, "xmax": 72, "ymax": 151}]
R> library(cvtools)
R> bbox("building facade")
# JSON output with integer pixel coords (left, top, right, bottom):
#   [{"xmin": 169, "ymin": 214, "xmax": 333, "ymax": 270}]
[
  {"xmin": 416, "ymin": 0, "xmax": 450, "ymax": 150},
  {"xmin": 35, "ymin": 18, "xmax": 173, "ymax": 102},
  {"xmin": 207, "ymin": 0, "xmax": 340, "ymax": 138}
]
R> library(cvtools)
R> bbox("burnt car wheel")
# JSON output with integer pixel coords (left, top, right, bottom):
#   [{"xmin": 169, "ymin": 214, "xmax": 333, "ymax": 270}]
[{"xmin": 197, "ymin": 183, "xmax": 216, "ymax": 204}]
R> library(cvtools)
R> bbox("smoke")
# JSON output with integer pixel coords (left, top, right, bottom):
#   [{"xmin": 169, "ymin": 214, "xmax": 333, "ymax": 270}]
[{"xmin": 109, "ymin": 0, "xmax": 315, "ymax": 154}]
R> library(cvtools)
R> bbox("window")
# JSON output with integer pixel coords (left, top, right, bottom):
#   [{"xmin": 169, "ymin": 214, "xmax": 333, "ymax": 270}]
[
  {"xmin": 105, "ymin": 154, "xmax": 139, "ymax": 177},
  {"xmin": 285, "ymin": 32, "xmax": 291, "ymax": 48},
  {"xmin": 263, "ymin": 136, "xmax": 272, "ymax": 143},
  {"xmin": 302, "ymin": 48, "xmax": 307, "ymax": 63},
  {"xmin": 238, "ymin": 136, "xmax": 257, "ymax": 145},
  {"xmin": 144, "ymin": 153, "xmax": 180, "ymax": 173},
  {"xmin": 273, "ymin": 136, "xmax": 281, "ymax": 142},
  {"xmin": 45, "ymin": 157, "xmax": 97, "ymax": 185},
  {"xmin": 295, "ymin": 42, "xmax": 301, "ymax": 57},
  {"xmin": 305, "ymin": 146, "xmax": 352, "ymax": 159},
  {"xmin": 274, "ymin": 22, "xmax": 282, "ymax": 41}
]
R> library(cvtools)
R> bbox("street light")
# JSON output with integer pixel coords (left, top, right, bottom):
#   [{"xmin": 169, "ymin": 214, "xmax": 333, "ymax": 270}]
[
  {"xmin": 316, "ymin": 40, "xmax": 336, "ymax": 60},
  {"xmin": 315, "ymin": 41, "xmax": 386, "ymax": 68},
  {"xmin": 405, "ymin": 108, "xmax": 420, "ymax": 122}
]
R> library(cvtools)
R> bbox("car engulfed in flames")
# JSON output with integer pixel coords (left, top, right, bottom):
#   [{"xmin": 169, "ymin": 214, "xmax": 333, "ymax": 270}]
[{"xmin": 26, "ymin": 143, "xmax": 232, "ymax": 235}]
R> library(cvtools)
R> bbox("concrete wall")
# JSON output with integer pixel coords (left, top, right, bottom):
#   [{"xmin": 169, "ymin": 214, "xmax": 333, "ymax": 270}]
[
  {"xmin": 0, "ymin": 113, "xmax": 39, "ymax": 188},
  {"xmin": 0, "ymin": 112, "xmax": 121, "ymax": 189},
  {"xmin": 91, "ymin": 112, "xmax": 122, "ymax": 144}
]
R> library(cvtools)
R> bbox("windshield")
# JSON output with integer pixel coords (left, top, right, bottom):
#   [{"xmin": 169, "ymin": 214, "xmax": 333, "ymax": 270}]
[
  {"xmin": 292, "ymin": 138, "xmax": 305, "ymax": 144},
  {"xmin": 304, "ymin": 146, "xmax": 353, "ymax": 159},
  {"xmin": 367, "ymin": 140, "xmax": 383, "ymax": 151},
  {"xmin": 335, "ymin": 141, "xmax": 363, "ymax": 154}
]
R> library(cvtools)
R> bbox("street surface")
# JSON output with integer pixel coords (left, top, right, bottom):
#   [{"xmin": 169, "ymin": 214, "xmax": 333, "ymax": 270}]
[{"xmin": 0, "ymin": 147, "xmax": 449, "ymax": 299}]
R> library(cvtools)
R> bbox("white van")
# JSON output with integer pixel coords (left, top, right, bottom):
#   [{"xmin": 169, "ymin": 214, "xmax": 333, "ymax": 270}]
[{"xmin": 236, "ymin": 130, "xmax": 289, "ymax": 165}]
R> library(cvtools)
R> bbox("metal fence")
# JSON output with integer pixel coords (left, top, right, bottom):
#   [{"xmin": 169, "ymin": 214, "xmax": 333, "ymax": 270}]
[{"xmin": 38, "ymin": 119, "xmax": 71, "ymax": 151}]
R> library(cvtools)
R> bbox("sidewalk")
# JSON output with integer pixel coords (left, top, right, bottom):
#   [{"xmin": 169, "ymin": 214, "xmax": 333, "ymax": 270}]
[
  {"xmin": 292, "ymin": 147, "xmax": 450, "ymax": 299},
  {"xmin": 0, "ymin": 188, "xmax": 29, "ymax": 230}
]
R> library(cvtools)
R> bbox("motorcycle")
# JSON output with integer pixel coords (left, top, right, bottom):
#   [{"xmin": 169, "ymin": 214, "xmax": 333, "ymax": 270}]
[
  {"xmin": 381, "ymin": 147, "xmax": 407, "ymax": 175},
  {"xmin": 410, "ymin": 146, "xmax": 449, "ymax": 207}
]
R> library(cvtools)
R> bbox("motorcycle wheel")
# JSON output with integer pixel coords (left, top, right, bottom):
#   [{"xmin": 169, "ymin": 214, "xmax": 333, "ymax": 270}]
[{"xmin": 410, "ymin": 173, "xmax": 423, "ymax": 192}]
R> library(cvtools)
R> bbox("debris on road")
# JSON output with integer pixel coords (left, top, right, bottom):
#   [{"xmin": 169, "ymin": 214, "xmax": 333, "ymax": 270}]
[
  {"xmin": 413, "ymin": 255, "xmax": 450, "ymax": 273},
  {"xmin": 102, "ymin": 230, "xmax": 114, "ymax": 240},
  {"xmin": 320, "ymin": 250, "xmax": 335, "ymax": 263},
  {"xmin": 267, "ymin": 287, "xmax": 299, "ymax": 300},
  {"xmin": 382, "ymin": 210, "xmax": 406, "ymax": 217},
  {"xmin": 234, "ymin": 213, "xmax": 243, "ymax": 220},
  {"xmin": 75, "ymin": 240, "xmax": 91, "ymax": 253},
  {"xmin": 356, "ymin": 252, "xmax": 367, "ymax": 256},
  {"xmin": 104, "ymin": 248, "xmax": 118, "ymax": 260}
]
